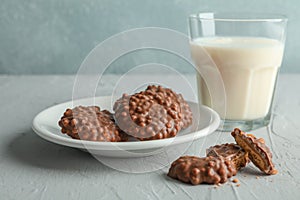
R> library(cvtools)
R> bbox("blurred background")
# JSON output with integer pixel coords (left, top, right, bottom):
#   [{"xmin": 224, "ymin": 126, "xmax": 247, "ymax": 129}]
[{"xmin": 0, "ymin": 0, "xmax": 298, "ymax": 74}]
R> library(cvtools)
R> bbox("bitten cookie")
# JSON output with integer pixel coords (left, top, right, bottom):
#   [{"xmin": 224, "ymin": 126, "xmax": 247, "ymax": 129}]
[
  {"xmin": 58, "ymin": 106, "xmax": 127, "ymax": 142},
  {"xmin": 113, "ymin": 85, "xmax": 193, "ymax": 141},
  {"xmin": 231, "ymin": 128, "xmax": 277, "ymax": 175},
  {"xmin": 168, "ymin": 156, "xmax": 237, "ymax": 185},
  {"xmin": 206, "ymin": 143, "xmax": 249, "ymax": 171}
]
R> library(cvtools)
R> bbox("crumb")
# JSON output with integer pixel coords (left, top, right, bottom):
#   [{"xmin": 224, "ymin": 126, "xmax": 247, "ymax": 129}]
[
  {"xmin": 213, "ymin": 185, "xmax": 218, "ymax": 189},
  {"xmin": 243, "ymin": 175, "xmax": 247, "ymax": 177},
  {"xmin": 217, "ymin": 183, "xmax": 221, "ymax": 186},
  {"xmin": 232, "ymin": 178, "xmax": 239, "ymax": 183},
  {"xmin": 256, "ymin": 176, "xmax": 260, "ymax": 179},
  {"xmin": 236, "ymin": 184, "xmax": 241, "ymax": 187}
]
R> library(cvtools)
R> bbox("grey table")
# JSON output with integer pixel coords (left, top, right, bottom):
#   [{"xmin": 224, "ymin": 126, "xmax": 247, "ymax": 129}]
[{"xmin": 0, "ymin": 74, "xmax": 299, "ymax": 200}]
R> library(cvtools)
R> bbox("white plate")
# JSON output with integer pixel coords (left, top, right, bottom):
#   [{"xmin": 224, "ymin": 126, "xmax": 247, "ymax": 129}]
[{"xmin": 32, "ymin": 96, "xmax": 220, "ymax": 157}]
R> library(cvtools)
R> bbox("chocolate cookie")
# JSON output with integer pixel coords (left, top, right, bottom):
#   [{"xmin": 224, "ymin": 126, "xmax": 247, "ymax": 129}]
[
  {"xmin": 176, "ymin": 93, "xmax": 193, "ymax": 129},
  {"xmin": 231, "ymin": 128, "xmax": 277, "ymax": 175},
  {"xmin": 113, "ymin": 85, "xmax": 192, "ymax": 141},
  {"xmin": 168, "ymin": 156, "xmax": 237, "ymax": 185},
  {"xmin": 206, "ymin": 143, "xmax": 249, "ymax": 171},
  {"xmin": 58, "ymin": 106, "xmax": 127, "ymax": 142}
]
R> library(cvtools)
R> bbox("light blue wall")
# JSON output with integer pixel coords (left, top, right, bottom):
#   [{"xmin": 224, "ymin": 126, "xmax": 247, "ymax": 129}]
[{"xmin": 0, "ymin": 0, "xmax": 298, "ymax": 74}]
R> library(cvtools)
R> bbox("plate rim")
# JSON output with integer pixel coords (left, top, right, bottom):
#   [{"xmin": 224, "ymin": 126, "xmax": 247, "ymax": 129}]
[{"xmin": 32, "ymin": 96, "xmax": 220, "ymax": 151}]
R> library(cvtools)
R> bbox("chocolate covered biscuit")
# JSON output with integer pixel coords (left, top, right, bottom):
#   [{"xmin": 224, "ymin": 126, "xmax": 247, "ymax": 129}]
[
  {"xmin": 58, "ymin": 106, "xmax": 127, "ymax": 142},
  {"xmin": 168, "ymin": 156, "xmax": 237, "ymax": 185},
  {"xmin": 206, "ymin": 143, "xmax": 249, "ymax": 170},
  {"xmin": 231, "ymin": 128, "xmax": 277, "ymax": 175},
  {"xmin": 113, "ymin": 85, "xmax": 192, "ymax": 141}
]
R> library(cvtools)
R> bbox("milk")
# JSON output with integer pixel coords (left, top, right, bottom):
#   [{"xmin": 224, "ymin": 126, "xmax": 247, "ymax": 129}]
[{"xmin": 191, "ymin": 37, "xmax": 284, "ymax": 120}]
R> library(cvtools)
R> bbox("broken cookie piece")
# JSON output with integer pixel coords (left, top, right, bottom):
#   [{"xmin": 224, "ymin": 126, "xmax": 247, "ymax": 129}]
[
  {"xmin": 168, "ymin": 156, "xmax": 237, "ymax": 185},
  {"xmin": 206, "ymin": 143, "xmax": 249, "ymax": 171},
  {"xmin": 231, "ymin": 128, "xmax": 277, "ymax": 175}
]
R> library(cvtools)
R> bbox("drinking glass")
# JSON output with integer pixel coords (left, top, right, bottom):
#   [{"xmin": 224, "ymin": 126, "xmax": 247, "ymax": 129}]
[{"xmin": 189, "ymin": 12, "xmax": 287, "ymax": 131}]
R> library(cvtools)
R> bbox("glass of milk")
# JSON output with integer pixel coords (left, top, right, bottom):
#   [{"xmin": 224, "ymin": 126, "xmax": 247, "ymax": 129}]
[{"xmin": 189, "ymin": 13, "xmax": 287, "ymax": 131}]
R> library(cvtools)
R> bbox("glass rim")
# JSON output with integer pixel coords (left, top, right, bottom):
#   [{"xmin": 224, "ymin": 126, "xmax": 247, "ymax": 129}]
[{"xmin": 189, "ymin": 12, "xmax": 288, "ymax": 22}]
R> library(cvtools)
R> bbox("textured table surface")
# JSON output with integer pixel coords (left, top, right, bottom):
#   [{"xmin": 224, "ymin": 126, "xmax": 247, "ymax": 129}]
[{"xmin": 0, "ymin": 74, "xmax": 299, "ymax": 200}]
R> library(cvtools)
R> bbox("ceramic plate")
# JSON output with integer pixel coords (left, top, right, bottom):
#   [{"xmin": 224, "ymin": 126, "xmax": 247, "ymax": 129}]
[{"xmin": 32, "ymin": 96, "xmax": 220, "ymax": 157}]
